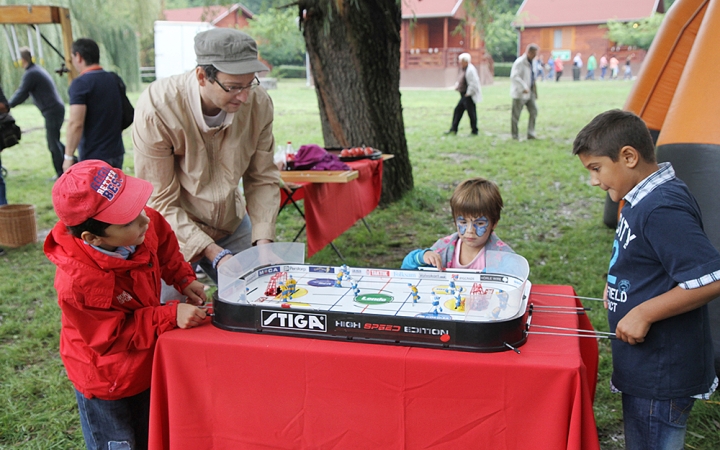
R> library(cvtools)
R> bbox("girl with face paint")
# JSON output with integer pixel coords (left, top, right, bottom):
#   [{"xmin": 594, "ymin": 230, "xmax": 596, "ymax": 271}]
[{"xmin": 401, "ymin": 178, "xmax": 515, "ymax": 271}]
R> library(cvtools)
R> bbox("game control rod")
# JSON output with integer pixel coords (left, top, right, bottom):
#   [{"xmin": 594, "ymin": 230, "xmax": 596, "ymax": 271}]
[
  {"xmin": 529, "ymin": 324, "xmax": 616, "ymax": 339},
  {"xmin": 530, "ymin": 291, "xmax": 606, "ymax": 302},
  {"xmin": 527, "ymin": 331, "xmax": 616, "ymax": 340},
  {"xmin": 529, "ymin": 304, "xmax": 590, "ymax": 315}
]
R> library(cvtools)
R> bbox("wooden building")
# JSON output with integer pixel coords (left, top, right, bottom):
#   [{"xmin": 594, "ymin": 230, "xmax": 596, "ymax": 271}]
[
  {"xmin": 515, "ymin": 0, "xmax": 664, "ymax": 78},
  {"xmin": 400, "ymin": 0, "xmax": 493, "ymax": 87},
  {"xmin": 163, "ymin": 3, "xmax": 254, "ymax": 28}
]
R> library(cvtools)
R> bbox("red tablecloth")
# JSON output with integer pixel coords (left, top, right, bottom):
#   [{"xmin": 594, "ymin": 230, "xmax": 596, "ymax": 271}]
[
  {"xmin": 299, "ymin": 158, "xmax": 383, "ymax": 257},
  {"xmin": 149, "ymin": 285, "xmax": 599, "ymax": 450}
]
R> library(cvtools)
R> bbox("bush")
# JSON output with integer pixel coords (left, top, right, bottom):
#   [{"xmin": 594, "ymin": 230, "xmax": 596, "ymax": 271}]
[
  {"xmin": 271, "ymin": 65, "xmax": 307, "ymax": 79},
  {"xmin": 494, "ymin": 62, "xmax": 513, "ymax": 77}
]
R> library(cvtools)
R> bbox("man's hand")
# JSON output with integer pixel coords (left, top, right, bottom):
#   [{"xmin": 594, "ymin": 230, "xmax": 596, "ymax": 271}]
[
  {"xmin": 62, "ymin": 158, "xmax": 75, "ymax": 173},
  {"xmin": 204, "ymin": 243, "xmax": 232, "ymax": 269},
  {"xmin": 64, "ymin": 104, "xmax": 86, "ymax": 172}
]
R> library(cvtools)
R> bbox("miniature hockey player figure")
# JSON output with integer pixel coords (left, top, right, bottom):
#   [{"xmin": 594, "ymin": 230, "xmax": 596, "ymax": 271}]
[
  {"xmin": 408, "ymin": 283, "xmax": 420, "ymax": 303},
  {"xmin": 431, "ymin": 299, "xmax": 443, "ymax": 316},
  {"xmin": 498, "ymin": 291, "xmax": 509, "ymax": 310},
  {"xmin": 449, "ymin": 275, "xmax": 459, "ymax": 296},
  {"xmin": 335, "ymin": 270, "xmax": 344, "ymax": 287},
  {"xmin": 286, "ymin": 275, "xmax": 297, "ymax": 295},
  {"xmin": 455, "ymin": 291, "xmax": 463, "ymax": 309}
]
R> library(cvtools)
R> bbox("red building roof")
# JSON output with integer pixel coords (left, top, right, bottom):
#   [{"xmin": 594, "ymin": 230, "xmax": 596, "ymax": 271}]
[
  {"xmin": 163, "ymin": 3, "xmax": 253, "ymax": 24},
  {"xmin": 516, "ymin": 0, "xmax": 663, "ymax": 27},
  {"xmin": 401, "ymin": 0, "xmax": 466, "ymax": 19}
]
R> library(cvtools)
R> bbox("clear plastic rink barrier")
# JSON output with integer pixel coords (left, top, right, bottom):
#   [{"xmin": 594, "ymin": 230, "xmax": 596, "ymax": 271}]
[
  {"xmin": 218, "ymin": 244, "xmax": 529, "ymax": 320},
  {"xmin": 464, "ymin": 251, "xmax": 530, "ymax": 321},
  {"xmin": 218, "ymin": 242, "xmax": 306, "ymax": 304}
]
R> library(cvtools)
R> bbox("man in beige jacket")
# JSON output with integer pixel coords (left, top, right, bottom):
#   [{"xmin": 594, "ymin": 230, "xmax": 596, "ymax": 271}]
[{"xmin": 133, "ymin": 28, "xmax": 279, "ymax": 288}]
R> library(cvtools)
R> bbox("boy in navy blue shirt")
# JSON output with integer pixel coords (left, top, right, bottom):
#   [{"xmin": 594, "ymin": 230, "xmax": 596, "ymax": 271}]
[{"xmin": 573, "ymin": 109, "xmax": 720, "ymax": 450}]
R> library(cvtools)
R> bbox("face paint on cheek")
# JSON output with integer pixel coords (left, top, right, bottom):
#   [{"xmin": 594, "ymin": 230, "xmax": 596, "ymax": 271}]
[
  {"xmin": 472, "ymin": 217, "xmax": 489, "ymax": 237},
  {"xmin": 456, "ymin": 216, "xmax": 468, "ymax": 236}
]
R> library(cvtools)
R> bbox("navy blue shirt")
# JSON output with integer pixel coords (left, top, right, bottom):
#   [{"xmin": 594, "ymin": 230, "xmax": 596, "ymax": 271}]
[
  {"xmin": 608, "ymin": 164, "xmax": 720, "ymax": 399},
  {"xmin": 69, "ymin": 69, "xmax": 124, "ymax": 161},
  {"xmin": 9, "ymin": 63, "xmax": 64, "ymax": 116}
]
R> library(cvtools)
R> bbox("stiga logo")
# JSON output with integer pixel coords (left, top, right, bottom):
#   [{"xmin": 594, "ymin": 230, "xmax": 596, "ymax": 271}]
[{"xmin": 261, "ymin": 310, "xmax": 327, "ymax": 332}]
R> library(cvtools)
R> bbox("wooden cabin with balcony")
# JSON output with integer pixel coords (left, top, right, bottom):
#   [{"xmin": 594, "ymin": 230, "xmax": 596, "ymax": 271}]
[
  {"xmin": 400, "ymin": 0, "xmax": 493, "ymax": 88},
  {"xmin": 514, "ymin": 0, "xmax": 664, "ymax": 79}
]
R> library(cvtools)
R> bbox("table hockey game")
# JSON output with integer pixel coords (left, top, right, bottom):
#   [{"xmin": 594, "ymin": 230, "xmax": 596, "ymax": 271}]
[{"xmin": 213, "ymin": 245, "xmax": 532, "ymax": 352}]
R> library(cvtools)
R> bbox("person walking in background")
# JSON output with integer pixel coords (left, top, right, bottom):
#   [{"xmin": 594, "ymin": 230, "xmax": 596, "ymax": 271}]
[
  {"xmin": 64, "ymin": 38, "xmax": 125, "ymax": 172},
  {"xmin": 535, "ymin": 55, "xmax": 544, "ymax": 81},
  {"xmin": 624, "ymin": 54, "xmax": 634, "ymax": 80},
  {"xmin": 547, "ymin": 55, "xmax": 555, "ymax": 81},
  {"xmin": 609, "ymin": 55, "xmax": 620, "ymax": 80},
  {"xmin": 8, "ymin": 47, "xmax": 65, "ymax": 179},
  {"xmin": 572, "ymin": 53, "xmax": 583, "ymax": 81},
  {"xmin": 554, "ymin": 56, "xmax": 564, "ymax": 81},
  {"xmin": 446, "ymin": 53, "xmax": 482, "ymax": 135},
  {"xmin": 510, "ymin": 43, "xmax": 538, "ymax": 140},
  {"xmin": 585, "ymin": 53, "xmax": 597, "ymax": 80},
  {"xmin": 600, "ymin": 54, "xmax": 608, "ymax": 80}
]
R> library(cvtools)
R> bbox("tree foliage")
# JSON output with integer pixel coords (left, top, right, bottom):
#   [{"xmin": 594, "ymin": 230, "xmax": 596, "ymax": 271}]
[
  {"xmin": 0, "ymin": 0, "xmax": 150, "ymax": 95},
  {"xmin": 484, "ymin": 11, "xmax": 518, "ymax": 62},
  {"xmin": 606, "ymin": 13, "xmax": 665, "ymax": 50},
  {"xmin": 246, "ymin": 7, "xmax": 305, "ymax": 66},
  {"xmin": 464, "ymin": 0, "xmax": 523, "ymax": 62}
]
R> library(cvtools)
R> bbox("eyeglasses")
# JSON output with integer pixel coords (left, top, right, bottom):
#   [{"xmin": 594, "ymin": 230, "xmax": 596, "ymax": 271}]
[{"xmin": 211, "ymin": 76, "xmax": 260, "ymax": 94}]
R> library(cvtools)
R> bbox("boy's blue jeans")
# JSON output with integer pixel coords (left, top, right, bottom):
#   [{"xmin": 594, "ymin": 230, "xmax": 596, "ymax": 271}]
[
  {"xmin": 622, "ymin": 393, "xmax": 695, "ymax": 450},
  {"xmin": 75, "ymin": 388, "xmax": 150, "ymax": 450}
]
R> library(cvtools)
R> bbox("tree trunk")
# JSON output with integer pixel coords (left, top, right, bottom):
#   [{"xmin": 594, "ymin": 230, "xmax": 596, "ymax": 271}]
[{"xmin": 298, "ymin": 0, "xmax": 413, "ymax": 204}]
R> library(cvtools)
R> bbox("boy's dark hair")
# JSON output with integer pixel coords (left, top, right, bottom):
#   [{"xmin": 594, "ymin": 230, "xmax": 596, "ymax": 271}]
[
  {"xmin": 450, "ymin": 178, "xmax": 504, "ymax": 225},
  {"xmin": 572, "ymin": 109, "xmax": 656, "ymax": 163},
  {"xmin": 66, "ymin": 217, "xmax": 111, "ymax": 239},
  {"xmin": 72, "ymin": 39, "xmax": 100, "ymax": 65}
]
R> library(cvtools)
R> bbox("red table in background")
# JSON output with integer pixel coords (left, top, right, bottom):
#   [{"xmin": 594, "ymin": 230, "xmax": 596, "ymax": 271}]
[
  {"xmin": 149, "ymin": 285, "xmax": 600, "ymax": 450},
  {"xmin": 280, "ymin": 158, "xmax": 383, "ymax": 257}
]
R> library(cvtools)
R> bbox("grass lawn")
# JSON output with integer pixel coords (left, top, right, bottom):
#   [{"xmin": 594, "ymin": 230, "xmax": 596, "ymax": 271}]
[{"xmin": 1, "ymin": 77, "xmax": 719, "ymax": 448}]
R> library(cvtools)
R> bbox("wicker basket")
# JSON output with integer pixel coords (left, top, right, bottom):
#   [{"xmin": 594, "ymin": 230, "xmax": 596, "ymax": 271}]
[{"xmin": 0, "ymin": 204, "xmax": 38, "ymax": 248}]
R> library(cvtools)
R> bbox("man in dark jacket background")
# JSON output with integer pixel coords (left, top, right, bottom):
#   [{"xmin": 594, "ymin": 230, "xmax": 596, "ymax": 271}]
[{"xmin": 8, "ymin": 47, "xmax": 66, "ymax": 178}]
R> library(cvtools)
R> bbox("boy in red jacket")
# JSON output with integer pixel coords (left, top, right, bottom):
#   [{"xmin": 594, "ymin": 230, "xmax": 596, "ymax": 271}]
[{"xmin": 44, "ymin": 159, "xmax": 207, "ymax": 450}]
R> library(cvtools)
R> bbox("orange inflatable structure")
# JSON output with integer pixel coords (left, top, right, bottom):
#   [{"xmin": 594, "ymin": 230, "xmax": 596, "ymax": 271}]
[{"xmin": 624, "ymin": 0, "xmax": 720, "ymax": 372}]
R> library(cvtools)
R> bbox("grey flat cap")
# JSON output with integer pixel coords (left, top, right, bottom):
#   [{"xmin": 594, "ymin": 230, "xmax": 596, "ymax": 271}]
[{"xmin": 195, "ymin": 28, "xmax": 268, "ymax": 75}]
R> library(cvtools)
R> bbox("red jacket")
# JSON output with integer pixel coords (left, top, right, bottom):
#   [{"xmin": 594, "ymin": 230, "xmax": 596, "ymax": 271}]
[{"xmin": 44, "ymin": 207, "xmax": 195, "ymax": 400}]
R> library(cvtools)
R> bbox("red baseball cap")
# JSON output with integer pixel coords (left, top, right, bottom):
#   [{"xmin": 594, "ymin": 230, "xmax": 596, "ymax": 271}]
[{"xmin": 52, "ymin": 160, "xmax": 154, "ymax": 226}]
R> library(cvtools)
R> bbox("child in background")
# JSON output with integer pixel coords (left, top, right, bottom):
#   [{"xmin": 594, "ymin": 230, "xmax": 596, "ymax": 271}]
[
  {"xmin": 402, "ymin": 177, "xmax": 513, "ymax": 271},
  {"xmin": 44, "ymin": 160, "xmax": 208, "ymax": 450},
  {"xmin": 573, "ymin": 110, "xmax": 720, "ymax": 450}
]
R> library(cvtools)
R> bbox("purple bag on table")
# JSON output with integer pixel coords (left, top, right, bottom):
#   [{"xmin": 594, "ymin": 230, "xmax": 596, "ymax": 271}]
[{"xmin": 293, "ymin": 144, "xmax": 350, "ymax": 171}]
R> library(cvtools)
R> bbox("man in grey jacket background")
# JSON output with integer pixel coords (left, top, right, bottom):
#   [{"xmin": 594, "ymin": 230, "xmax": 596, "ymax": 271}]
[{"xmin": 510, "ymin": 43, "xmax": 539, "ymax": 141}]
